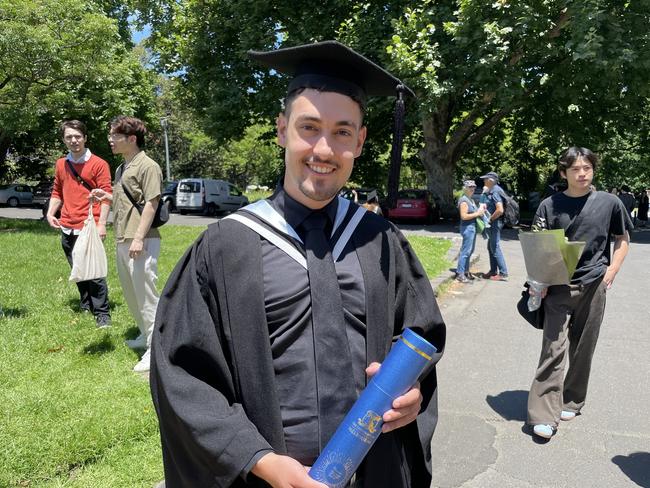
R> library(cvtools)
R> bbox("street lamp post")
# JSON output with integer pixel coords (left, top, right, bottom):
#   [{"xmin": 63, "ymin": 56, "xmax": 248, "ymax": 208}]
[{"xmin": 160, "ymin": 117, "xmax": 171, "ymax": 181}]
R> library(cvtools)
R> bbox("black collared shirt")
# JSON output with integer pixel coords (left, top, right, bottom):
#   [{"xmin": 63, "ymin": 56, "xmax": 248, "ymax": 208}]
[{"xmin": 261, "ymin": 187, "xmax": 367, "ymax": 465}]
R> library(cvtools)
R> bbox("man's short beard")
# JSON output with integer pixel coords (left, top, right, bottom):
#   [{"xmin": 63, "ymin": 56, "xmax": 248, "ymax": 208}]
[{"xmin": 299, "ymin": 180, "xmax": 340, "ymax": 202}]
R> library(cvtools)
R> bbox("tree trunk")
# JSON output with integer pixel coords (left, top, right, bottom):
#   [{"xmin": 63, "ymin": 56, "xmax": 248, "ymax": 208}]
[
  {"xmin": 420, "ymin": 116, "xmax": 457, "ymax": 218},
  {"xmin": 0, "ymin": 130, "xmax": 11, "ymax": 182}
]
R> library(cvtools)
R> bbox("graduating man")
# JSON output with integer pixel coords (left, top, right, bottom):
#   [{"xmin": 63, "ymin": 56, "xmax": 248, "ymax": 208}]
[{"xmin": 150, "ymin": 41, "xmax": 446, "ymax": 487}]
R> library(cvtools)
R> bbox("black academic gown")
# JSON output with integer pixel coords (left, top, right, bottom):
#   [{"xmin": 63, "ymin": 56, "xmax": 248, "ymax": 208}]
[{"xmin": 150, "ymin": 206, "xmax": 446, "ymax": 488}]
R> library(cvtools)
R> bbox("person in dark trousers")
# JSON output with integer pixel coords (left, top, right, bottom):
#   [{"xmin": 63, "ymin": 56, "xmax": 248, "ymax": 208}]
[
  {"xmin": 527, "ymin": 147, "xmax": 632, "ymax": 440},
  {"xmin": 149, "ymin": 41, "xmax": 446, "ymax": 488},
  {"xmin": 46, "ymin": 120, "xmax": 112, "ymax": 327},
  {"xmin": 617, "ymin": 184, "xmax": 636, "ymax": 221},
  {"xmin": 637, "ymin": 189, "xmax": 649, "ymax": 227}
]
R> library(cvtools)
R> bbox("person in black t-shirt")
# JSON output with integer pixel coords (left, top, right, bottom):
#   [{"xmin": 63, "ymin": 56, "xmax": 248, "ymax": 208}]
[{"xmin": 526, "ymin": 147, "xmax": 632, "ymax": 440}]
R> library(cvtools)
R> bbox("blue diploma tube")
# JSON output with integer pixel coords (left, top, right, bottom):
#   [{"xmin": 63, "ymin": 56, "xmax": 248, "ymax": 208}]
[{"xmin": 309, "ymin": 328, "xmax": 436, "ymax": 487}]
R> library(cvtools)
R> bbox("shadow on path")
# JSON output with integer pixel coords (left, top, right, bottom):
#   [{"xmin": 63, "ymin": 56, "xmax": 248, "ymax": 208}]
[
  {"xmin": 612, "ymin": 452, "xmax": 650, "ymax": 487},
  {"xmin": 486, "ymin": 389, "xmax": 528, "ymax": 422}
]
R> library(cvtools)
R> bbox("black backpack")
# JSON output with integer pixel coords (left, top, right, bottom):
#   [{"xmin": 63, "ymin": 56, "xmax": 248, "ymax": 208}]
[{"xmin": 500, "ymin": 189, "xmax": 519, "ymax": 227}]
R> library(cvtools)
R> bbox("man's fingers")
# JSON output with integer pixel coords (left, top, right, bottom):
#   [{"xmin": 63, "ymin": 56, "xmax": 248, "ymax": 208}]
[
  {"xmin": 365, "ymin": 362, "xmax": 381, "ymax": 377},
  {"xmin": 392, "ymin": 384, "xmax": 422, "ymax": 409}
]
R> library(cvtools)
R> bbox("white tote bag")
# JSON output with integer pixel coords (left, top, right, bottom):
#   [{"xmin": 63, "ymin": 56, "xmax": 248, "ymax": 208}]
[{"xmin": 69, "ymin": 205, "xmax": 108, "ymax": 282}]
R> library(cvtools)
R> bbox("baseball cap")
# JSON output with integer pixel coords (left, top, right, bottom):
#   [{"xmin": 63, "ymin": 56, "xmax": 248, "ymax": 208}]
[{"xmin": 480, "ymin": 171, "xmax": 499, "ymax": 182}]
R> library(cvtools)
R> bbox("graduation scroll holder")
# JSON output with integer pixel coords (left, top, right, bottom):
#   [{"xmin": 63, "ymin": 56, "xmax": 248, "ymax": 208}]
[{"xmin": 309, "ymin": 328, "xmax": 436, "ymax": 488}]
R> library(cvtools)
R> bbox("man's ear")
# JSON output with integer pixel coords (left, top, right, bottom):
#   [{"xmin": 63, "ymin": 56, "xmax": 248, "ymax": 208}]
[
  {"xmin": 277, "ymin": 113, "xmax": 287, "ymax": 148},
  {"xmin": 354, "ymin": 125, "xmax": 367, "ymax": 158},
  {"xmin": 559, "ymin": 169, "xmax": 567, "ymax": 180}
]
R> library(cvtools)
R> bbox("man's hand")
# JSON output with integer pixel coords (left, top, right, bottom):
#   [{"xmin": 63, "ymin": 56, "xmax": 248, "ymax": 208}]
[
  {"xmin": 365, "ymin": 362, "xmax": 423, "ymax": 433},
  {"xmin": 46, "ymin": 214, "xmax": 61, "ymax": 229},
  {"xmin": 529, "ymin": 285, "xmax": 548, "ymax": 299},
  {"xmin": 251, "ymin": 453, "xmax": 327, "ymax": 488},
  {"xmin": 603, "ymin": 266, "xmax": 618, "ymax": 289},
  {"xmin": 89, "ymin": 188, "xmax": 112, "ymax": 204},
  {"xmin": 97, "ymin": 223, "xmax": 107, "ymax": 240},
  {"xmin": 129, "ymin": 238, "xmax": 144, "ymax": 259}
]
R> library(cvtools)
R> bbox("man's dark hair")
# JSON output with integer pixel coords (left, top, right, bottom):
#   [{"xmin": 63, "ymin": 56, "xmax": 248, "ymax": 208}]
[
  {"xmin": 558, "ymin": 146, "xmax": 598, "ymax": 173},
  {"xmin": 60, "ymin": 120, "xmax": 87, "ymax": 138},
  {"xmin": 621, "ymin": 184, "xmax": 630, "ymax": 193},
  {"xmin": 283, "ymin": 87, "xmax": 366, "ymax": 122},
  {"xmin": 110, "ymin": 116, "xmax": 147, "ymax": 149}
]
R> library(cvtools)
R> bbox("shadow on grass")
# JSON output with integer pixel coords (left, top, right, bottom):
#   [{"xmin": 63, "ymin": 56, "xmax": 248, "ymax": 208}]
[
  {"xmin": 485, "ymin": 389, "xmax": 528, "ymax": 422},
  {"xmin": 83, "ymin": 334, "xmax": 115, "ymax": 355},
  {"xmin": 0, "ymin": 307, "xmax": 28, "ymax": 319},
  {"xmin": 0, "ymin": 217, "xmax": 54, "ymax": 235},
  {"xmin": 612, "ymin": 452, "xmax": 650, "ymax": 487},
  {"xmin": 66, "ymin": 297, "xmax": 119, "ymax": 313},
  {"xmin": 123, "ymin": 326, "xmax": 140, "ymax": 340}
]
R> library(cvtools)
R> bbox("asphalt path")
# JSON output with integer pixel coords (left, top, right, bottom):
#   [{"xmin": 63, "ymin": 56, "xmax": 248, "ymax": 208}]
[
  {"xmin": 0, "ymin": 206, "xmax": 224, "ymax": 227},
  {"xmin": 2, "ymin": 206, "xmax": 648, "ymax": 487},
  {"xmin": 430, "ymin": 226, "xmax": 650, "ymax": 488}
]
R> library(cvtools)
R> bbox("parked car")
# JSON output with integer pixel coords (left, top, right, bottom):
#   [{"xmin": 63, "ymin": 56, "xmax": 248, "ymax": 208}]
[
  {"xmin": 32, "ymin": 180, "xmax": 53, "ymax": 208},
  {"xmin": 162, "ymin": 181, "xmax": 178, "ymax": 212},
  {"xmin": 387, "ymin": 189, "xmax": 440, "ymax": 224},
  {"xmin": 0, "ymin": 184, "xmax": 33, "ymax": 207},
  {"xmin": 176, "ymin": 178, "xmax": 249, "ymax": 216}
]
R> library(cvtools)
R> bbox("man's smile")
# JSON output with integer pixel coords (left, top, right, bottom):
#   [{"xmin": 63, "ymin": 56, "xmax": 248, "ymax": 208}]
[{"xmin": 307, "ymin": 163, "xmax": 335, "ymax": 175}]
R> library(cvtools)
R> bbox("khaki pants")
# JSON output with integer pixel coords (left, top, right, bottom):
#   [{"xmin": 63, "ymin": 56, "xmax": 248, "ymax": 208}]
[
  {"xmin": 527, "ymin": 277, "xmax": 607, "ymax": 427},
  {"xmin": 116, "ymin": 238, "xmax": 161, "ymax": 348}
]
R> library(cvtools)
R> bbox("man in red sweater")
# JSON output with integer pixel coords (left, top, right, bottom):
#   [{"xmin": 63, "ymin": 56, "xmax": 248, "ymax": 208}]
[{"xmin": 46, "ymin": 120, "xmax": 113, "ymax": 327}]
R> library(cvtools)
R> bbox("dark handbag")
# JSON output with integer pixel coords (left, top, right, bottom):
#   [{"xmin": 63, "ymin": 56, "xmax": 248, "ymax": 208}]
[
  {"xmin": 117, "ymin": 164, "xmax": 169, "ymax": 228},
  {"xmin": 516, "ymin": 285, "xmax": 544, "ymax": 329}
]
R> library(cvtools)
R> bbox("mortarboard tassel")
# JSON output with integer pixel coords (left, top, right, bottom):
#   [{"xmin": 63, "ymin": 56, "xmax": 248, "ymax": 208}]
[{"xmin": 386, "ymin": 85, "xmax": 406, "ymax": 210}]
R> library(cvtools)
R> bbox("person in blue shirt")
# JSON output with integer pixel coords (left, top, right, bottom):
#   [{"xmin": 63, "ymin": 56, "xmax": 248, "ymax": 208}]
[{"xmin": 480, "ymin": 171, "xmax": 508, "ymax": 280}]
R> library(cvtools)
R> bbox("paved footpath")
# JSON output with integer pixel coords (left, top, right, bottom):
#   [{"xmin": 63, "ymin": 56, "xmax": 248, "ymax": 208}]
[{"xmin": 426, "ymin": 225, "xmax": 650, "ymax": 488}]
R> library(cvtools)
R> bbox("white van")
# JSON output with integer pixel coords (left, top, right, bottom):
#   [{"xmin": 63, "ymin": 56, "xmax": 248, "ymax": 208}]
[{"xmin": 175, "ymin": 178, "xmax": 249, "ymax": 216}]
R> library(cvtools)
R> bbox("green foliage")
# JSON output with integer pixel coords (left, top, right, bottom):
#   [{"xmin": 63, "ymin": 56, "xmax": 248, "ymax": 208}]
[
  {"xmin": 219, "ymin": 124, "xmax": 283, "ymax": 188},
  {"xmin": 132, "ymin": 2, "xmax": 650, "ymax": 206},
  {"xmin": 145, "ymin": 79, "xmax": 282, "ymax": 186},
  {"xmin": 0, "ymin": 0, "xmax": 158, "ymax": 180}
]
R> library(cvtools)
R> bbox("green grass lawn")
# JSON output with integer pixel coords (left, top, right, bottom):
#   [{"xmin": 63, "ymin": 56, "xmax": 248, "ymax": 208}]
[{"xmin": 0, "ymin": 217, "xmax": 449, "ymax": 487}]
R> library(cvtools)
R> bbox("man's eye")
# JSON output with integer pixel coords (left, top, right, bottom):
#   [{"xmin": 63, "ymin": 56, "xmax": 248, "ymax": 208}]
[{"xmin": 337, "ymin": 129, "xmax": 352, "ymax": 137}]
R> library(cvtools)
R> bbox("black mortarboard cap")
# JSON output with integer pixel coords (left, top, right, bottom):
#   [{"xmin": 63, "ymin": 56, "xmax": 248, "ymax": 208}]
[{"xmin": 248, "ymin": 40, "xmax": 415, "ymax": 208}]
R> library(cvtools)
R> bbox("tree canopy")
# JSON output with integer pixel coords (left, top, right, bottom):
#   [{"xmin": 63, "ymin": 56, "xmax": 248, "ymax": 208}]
[
  {"xmin": 0, "ymin": 0, "xmax": 157, "ymax": 181},
  {"xmin": 137, "ymin": 0, "xmax": 650, "ymax": 208}
]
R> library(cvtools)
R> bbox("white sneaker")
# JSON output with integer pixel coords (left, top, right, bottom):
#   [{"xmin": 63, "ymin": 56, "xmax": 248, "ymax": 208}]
[
  {"xmin": 125, "ymin": 334, "xmax": 147, "ymax": 350},
  {"xmin": 533, "ymin": 424, "xmax": 554, "ymax": 439},
  {"xmin": 560, "ymin": 410, "xmax": 576, "ymax": 421},
  {"xmin": 133, "ymin": 348, "xmax": 151, "ymax": 373}
]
